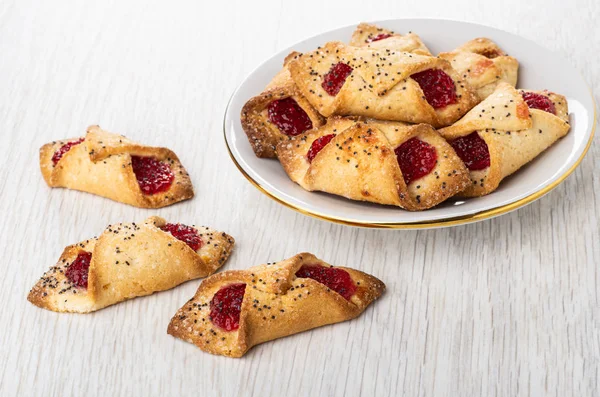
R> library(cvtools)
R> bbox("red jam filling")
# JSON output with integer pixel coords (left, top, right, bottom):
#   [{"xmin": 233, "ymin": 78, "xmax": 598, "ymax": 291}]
[
  {"xmin": 368, "ymin": 33, "xmax": 392, "ymax": 42},
  {"xmin": 52, "ymin": 138, "xmax": 85, "ymax": 166},
  {"xmin": 521, "ymin": 92, "xmax": 556, "ymax": 115},
  {"xmin": 321, "ymin": 63, "xmax": 353, "ymax": 96},
  {"xmin": 410, "ymin": 69, "xmax": 458, "ymax": 109},
  {"xmin": 394, "ymin": 138, "xmax": 438, "ymax": 184},
  {"xmin": 65, "ymin": 251, "xmax": 92, "ymax": 289},
  {"xmin": 307, "ymin": 134, "xmax": 336, "ymax": 163},
  {"xmin": 131, "ymin": 156, "xmax": 174, "ymax": 195},
  {"xmin": 267, "ymin": 97, "xmax": 313, "ymax": 136},
  {"xmin": 295, "ymin": 264, "xmax": 356, "ymax": 300},
  {"xmin": 209, "ymin": 283, "xmax": 246, "ymax": 331},
  {"xmin": 450, "ymin": 132, "xmax": 491, "ymax": 171},
  {"xmin": 160, "ymin": 223, "xmax": 203, "ymax": 251}
]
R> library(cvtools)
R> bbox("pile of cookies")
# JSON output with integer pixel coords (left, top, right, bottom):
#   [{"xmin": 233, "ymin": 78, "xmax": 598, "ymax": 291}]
[{"xmin": 241, "ymin": 23, "xmax": 570, "ymax": 210}]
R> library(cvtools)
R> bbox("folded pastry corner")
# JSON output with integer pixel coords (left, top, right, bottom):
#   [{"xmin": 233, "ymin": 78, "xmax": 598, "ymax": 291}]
[
  {"xmin": 276, "ymin": 117, "xmax": 470, "ymax": 211},
  {"xmin": 350, "ymin": 22, "xmax": 432, "ymax": 55},
  {"xmin": 40, "ymin": 125, "xmax": 194, "ymax": 208},
  {"xmin": 27, "ymin": 216, "xmax": 235, "ymax": 313},
  {"xmin": 438, "ymin": 82, "xmax": 570, "ymax": 197},
  {"xmin": 241, "ymin": 52, "xmax": 325, "ymax": 158},
  {"xmin": 167, "ymin": 252, "xmax": 385, "ymax": 357},
  {"xmin": 439, "ymin": 38, "xmax": 519, "ymax": 100},
  {"xmin": 288, "ymin": 41, "xmax": 478, "ymax": 128}
]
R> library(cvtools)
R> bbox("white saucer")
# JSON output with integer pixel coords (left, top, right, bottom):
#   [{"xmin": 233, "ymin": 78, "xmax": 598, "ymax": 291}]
[{"xmin": 224, "ymin": 18, "xmax": 596, "ymax": 229}]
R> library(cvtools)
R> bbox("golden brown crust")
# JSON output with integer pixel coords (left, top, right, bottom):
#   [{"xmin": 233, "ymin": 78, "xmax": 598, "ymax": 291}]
[
  {"xmin": 350, "ymin": 23, "xmax": 432, "ymax": 55},
  {"xmin": 288, "ymin": 42, "xmax": 479, "ymax": 128},
  {"xmin": 241, "ymin": 24, "xmax": 436, "ymax": 158},
  {"xmin": 276, "ymin": 117, "xmax": 470, "ymax": 211},
  {"xmin": 40, "ymin": 126, "xmax": 194, "ymax": 208},
  {"xmin": 27, "ymin": 216, "xmax": 235, "ymax": 313},
  {"xmin": 167, "ymin": 252, "xmax": 385, "ymax": 358},
  {"xmin": 438, "ymin": 83, "xmax": 570, "ymax": 197},
  {"xmin": 240, "ymin": 81, "xmax": 325, "ymax": 158},
  {"xmin": 241, "ymin": 54, "xmax": 325, "ymax": 158},
  {"xmin": 439, "ymin": 38, "xmax": 519, "ymax": 100}
]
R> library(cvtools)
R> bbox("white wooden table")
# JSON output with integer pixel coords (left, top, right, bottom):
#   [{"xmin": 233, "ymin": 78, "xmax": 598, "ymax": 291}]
[{"xmin": 1, "ymin": 0, "xmax": 598, "ymax": 396}]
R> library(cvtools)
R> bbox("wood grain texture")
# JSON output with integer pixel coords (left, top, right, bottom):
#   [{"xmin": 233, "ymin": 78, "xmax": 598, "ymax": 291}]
[{"xmin": 0, "ymin": 0, "xmax": 598, "ymax": 396}]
